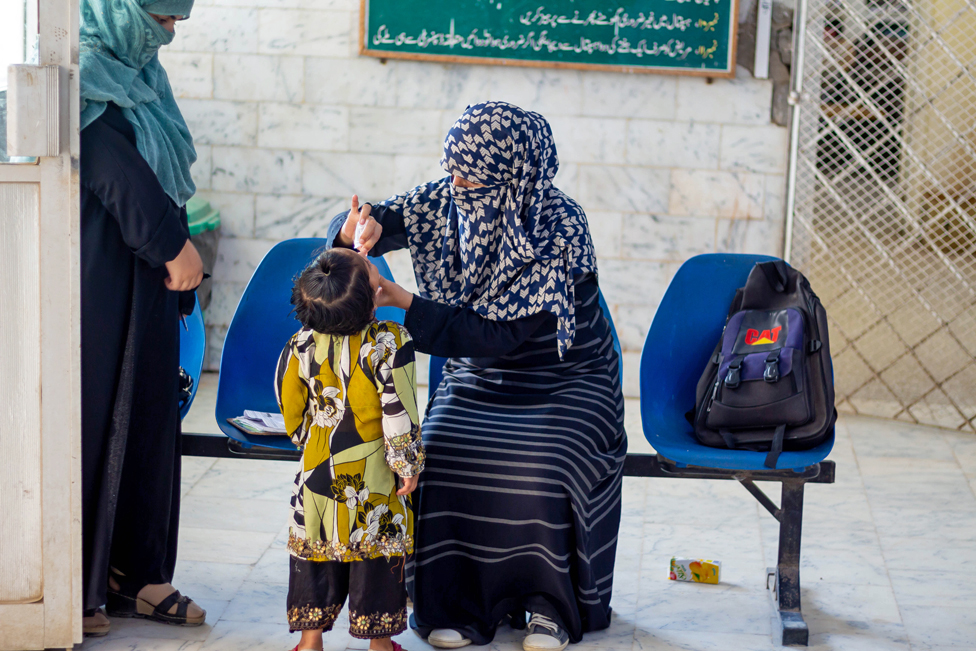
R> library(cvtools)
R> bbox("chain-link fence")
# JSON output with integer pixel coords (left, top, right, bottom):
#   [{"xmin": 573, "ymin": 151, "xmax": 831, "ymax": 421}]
[{"xmin": 787, "ymin": 0, "xmax": 976, "ymax": 432}]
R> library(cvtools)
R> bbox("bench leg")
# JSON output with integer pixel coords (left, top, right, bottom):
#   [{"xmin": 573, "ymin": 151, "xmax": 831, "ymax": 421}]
[{"xmin": 769, "ymin": 480, "xmax": 809, "ymax": 646}]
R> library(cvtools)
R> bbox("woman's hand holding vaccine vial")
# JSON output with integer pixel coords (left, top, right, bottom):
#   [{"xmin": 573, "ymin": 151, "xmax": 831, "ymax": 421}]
[{"xmin": 341, "ymin": 194, "xmax": 382, "ymax": 255}]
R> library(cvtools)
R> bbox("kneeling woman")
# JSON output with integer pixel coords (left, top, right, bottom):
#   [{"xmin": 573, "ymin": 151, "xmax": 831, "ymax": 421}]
[{"xmin": 329, "ymin": 102, "xmax": 627, "ymax": 651}]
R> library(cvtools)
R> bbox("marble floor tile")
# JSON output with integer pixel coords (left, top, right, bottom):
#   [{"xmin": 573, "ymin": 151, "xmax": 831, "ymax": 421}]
[
  {"xmin": 869, "ymin": 506, "xmax": 976, "ymax": 541},
  {"xmin": 899, "ymin": 604, "xmax": 976, "ymax": 649},
  {"xmin": 81, "ymin": 615, "xmax": 215, "ymax": 644},
  {"xmin": 888, "ymin": 569, "xmax": 976, "ymax": 608},
  {"xmin": 641, "ymin": 523, "xmax": 766, "ymax": 587},
  {"xmin": 220, "ymin": 579, "xmax": 289, "ymax": 624},
  {"xmin": 172, "ymin": 559, "xmax": 255, "ymax": 602},
  {"xmin": 247, "ymin": 547, "xmax": 292, "ymax": 586},
  {"xmin": 635, "ymin": 586, "xmax": 773, "ymax": 636},
  {"xmin": 180, "ymin": 494, "xmax": 290, "ymax": 533},
  {"xmin": 878, "ymin": 532, "xmax": 976, "ymax": 571},
  {"xmin": 79, "ymin": 637, "xmax": 204, "ymax": 651},
  {"xmin": 178, "ymin": 526, "xmax": 277, "ymax": 565},
  {"xmin": 800, "ymin": 583, "xmax": 907, "ymax": 645},
  {"xmin": 632, "ymin": 627, "xmax": 775, "ymax": 650},
  {"xmin": 197, "ymin": 621, "xmax": 294, "ymax": 651},
  {"xmin": 847, "ymin": 417, "xmax": 957, "ymax": 461},
  {"xmin": 807, "ymin": 633, "xmax": 911, "ymax": 651},
  {"xmin": 187, "ymin": 466, "xmax": 294, "ymax": 502}
]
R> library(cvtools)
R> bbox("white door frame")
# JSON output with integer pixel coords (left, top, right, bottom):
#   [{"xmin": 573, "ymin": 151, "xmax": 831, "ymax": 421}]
[{"xmin": 0, "ymin": 0, "xmax": 82, "ymax": 647}]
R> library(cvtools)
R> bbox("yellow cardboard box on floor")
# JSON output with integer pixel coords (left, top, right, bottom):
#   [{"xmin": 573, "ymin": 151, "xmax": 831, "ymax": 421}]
[{"xmin": 669, "ymin": 558, "xmax": 721, "ymax": 584}]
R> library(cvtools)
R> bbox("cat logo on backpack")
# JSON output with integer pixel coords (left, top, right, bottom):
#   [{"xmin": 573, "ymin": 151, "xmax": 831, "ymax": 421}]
[{"xmin": 745, "ymin": 327, "xmax": 782, "ymax": 346}]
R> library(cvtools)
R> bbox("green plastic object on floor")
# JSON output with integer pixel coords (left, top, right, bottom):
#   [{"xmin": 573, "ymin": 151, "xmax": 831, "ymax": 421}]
[{"xmin": 185, "ymin": 196, "xmax": 221, "ymax": 236}]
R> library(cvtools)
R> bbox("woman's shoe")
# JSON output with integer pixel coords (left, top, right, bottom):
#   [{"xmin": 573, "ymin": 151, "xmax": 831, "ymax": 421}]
[
  {"xmin": 82, "ymin": 608, "xmax": 111, "ymax": 637},
  {"xmin": 106, "ymin": 568, "xmax": 206, "ymax": 626},
  {"xmin": 522, "ymin": 613, "xmax": 569, "ymax": 651},
  {"xmin": 427, "ymin": 628, "xmax": 472, "ymax": 648}
]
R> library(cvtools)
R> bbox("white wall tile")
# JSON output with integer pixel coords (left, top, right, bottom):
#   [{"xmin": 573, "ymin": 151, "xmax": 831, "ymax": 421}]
[
  {"xmin": 197, "ymin": 191, "xmax": 256, "ymax": 238},
  {"xmin": 621, "ymin": 351, "xmax": 642, "ymax": 398},
  {"xmin": 484, "ymin": 68, "xmax": 583, "ymax": 117},
  {"xmin": 764, "ymin": 174, "xmax": 787, "ymax": 223},
  {"xmin": 548, "ymin": 116, "xmax": 628, "ymax": 165},
  {"xmin": 621, "ymin": 214, "xmax": 717, "ymax": 261},
  {"xmin": 258, "ymin": 9, "xmax": 351, "ymax": 57},
  {"xmin": 716, "ymin": 217, "xmax": 785, "ymax": 257},
  {"xmin": 720, "ymin": 125, "xmax": 790, "ymax": 174},
  {"xmin": 581, "ymin": 73, "xmax": 677, "ymax": 120},
  {"xmin": 159, "ymin": 52, "xmax": 213, "ymax": 99},
  {"xmin": 206, "ymin": 281, "xmax": 248, "ymax": 328},
  {"xmin": 669, "ymin": 169, "xmax": 765, "ymax": 219},
  {"xmin": 627, "ymin": 120, "xmax": 721, "ymax": 169},
  {"xmin": 676, "ymin": 67, "xmax": 773, "ymax": 125},
  {"xmin": 349, "ymin": 108, "xmax": 444, "ymax": 156},
  {"xmin": 616, "ymin": 304, "xmax": 661, "ymax": 351},
  {"xmin": 306, "ymin": 57, "xmax": 398, "ymax": 107},
  {"xmin": 578, "ymin": 165, "xmax": 670, "ymax": 214},
  {"xmin": 178, "ymin": 100, "xmax": 258, "ymax": 147},
  {"xmin": 597, "ymin": 258, "xmax": 675, "ymax": 306},
  {"xmin": 303, "ymin": 151, "xmax": 397, "ymax": 199},
  {"xmin": 254, "ymin": 194, "xmax": 346, "ymax": 239},
  {"xmin": 392, "ymin": 155, "xmax": 447, "ymax": 192},
  {"xmin": 553, "ymin": 162, "xmax": 579, "ymax": 197},
  {"xmin": 394, "ymin": 61, "xmax": 492, "ymax": 112},
  {"xmin": 586, "ymin": 211, "xmax": 624, "ymax": 259},
  {"xmin": 212, "ymin": 147, "xmax": 302, "ymax": 194},
  {"xmin": 258, "ymin": 104, "xmax": 348, "ymax": 151},
  {"xmin": 214, "ymin": 55, "xmax": 303, "ymax": 102},
  {"xmin": 212, "ymin": 237, "xmax": 276, "ymax": 283},
  {"xmin": 170, "ymin": 7, "xmax": 259, "ymax": 53},
  {"xmin": 192, "ymin": 145, "xmax": 212, "ymax": 191}
]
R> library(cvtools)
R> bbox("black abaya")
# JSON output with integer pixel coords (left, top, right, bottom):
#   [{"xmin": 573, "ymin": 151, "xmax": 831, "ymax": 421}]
[{"xmin": 80, "ymin": 103, "xmax": 193, "ymax": 611}]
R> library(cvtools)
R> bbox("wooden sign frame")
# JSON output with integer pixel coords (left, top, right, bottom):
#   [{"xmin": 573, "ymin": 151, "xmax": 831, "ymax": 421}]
[{"xmin": 359, "ymin": 0, "xmax": 739, "ymax": 78}]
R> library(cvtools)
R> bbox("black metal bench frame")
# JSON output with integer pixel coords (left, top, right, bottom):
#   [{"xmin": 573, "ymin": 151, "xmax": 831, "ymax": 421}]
[{"xmin": 183, "ymin": 434, "xmax": 835, "ymax": 647}]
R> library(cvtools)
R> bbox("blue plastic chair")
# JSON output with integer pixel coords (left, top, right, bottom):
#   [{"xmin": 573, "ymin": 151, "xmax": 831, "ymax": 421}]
[
  {"xmin": 640, "ymin": 253, "xmax": 834, "ymax": 472},
  {"xmin": 179, "ymin": 296, "xmax": 206, "ymax": 420},
  {"xmin": 428, "ymin": 289, "xmax": 622, "ymax": 396},
  {"xmin": 215, "ymin": 239, "xmax": 403, "ymax": 450}
]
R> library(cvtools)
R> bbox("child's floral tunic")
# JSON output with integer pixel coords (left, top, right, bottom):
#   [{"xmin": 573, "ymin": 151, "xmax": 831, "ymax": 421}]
[{"xmin": 275, "ymin": 321, "xmax": 425, "ymax": 563}]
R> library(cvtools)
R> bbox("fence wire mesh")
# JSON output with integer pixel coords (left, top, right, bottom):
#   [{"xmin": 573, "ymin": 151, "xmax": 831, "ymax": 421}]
[{"xmin": 789, "ymin": 0, "xmax": 976, "ymax": 431}]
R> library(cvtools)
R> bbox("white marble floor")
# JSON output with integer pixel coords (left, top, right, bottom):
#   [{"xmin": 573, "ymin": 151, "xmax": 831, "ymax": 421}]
[{"xmin": 77, "ymin": 373, "xmax": 976, "ymax": 651}]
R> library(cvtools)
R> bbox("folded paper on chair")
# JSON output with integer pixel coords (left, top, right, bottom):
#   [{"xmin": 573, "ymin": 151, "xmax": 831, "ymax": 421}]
[
  {"xmin": 227, "ymin": 410, "xmax": 286, "ymax": 435},
  {"xmin": 670, "ymin": 558, "xmax": 721, "ymax": 584}
]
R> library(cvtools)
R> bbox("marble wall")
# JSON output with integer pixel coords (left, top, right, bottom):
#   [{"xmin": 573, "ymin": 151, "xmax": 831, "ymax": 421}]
[{"xmin": 161, "ymin": 0, "xmax": 789, "ymax": 396}]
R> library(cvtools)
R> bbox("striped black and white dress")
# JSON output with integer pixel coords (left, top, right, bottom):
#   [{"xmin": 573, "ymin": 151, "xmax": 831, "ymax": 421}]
[{"xmin": 402, "ymin": 273, "xmax": 627, "ymax": 645}]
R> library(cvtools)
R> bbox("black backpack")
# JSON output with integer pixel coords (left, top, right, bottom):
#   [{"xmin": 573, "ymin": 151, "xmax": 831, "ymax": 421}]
[{"xmin": 691, "ymin": 261, "xmax": 836, "ymax": 468}]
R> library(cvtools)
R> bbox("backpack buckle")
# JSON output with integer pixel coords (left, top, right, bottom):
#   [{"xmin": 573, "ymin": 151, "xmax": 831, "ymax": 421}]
[
  {"xmin": 764, "ymin": 350, "xmax": 781, "ymax": 383},
  {"xmin": 725, "ymin": 359, "xmax": 742, "ymax": 389}
]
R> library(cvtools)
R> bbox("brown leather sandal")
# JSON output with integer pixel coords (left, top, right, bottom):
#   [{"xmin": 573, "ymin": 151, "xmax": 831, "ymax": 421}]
[{"xmin": 83, "ymin": 608, "xmax": 111, "ymax": 637}]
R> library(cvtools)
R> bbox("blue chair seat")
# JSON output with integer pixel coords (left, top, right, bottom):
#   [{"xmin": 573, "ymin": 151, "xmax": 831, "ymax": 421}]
[
  {"xmin": 179, "ymin": 296, "xmax": 206, "ymax": 420},
  {"xmin": 640, "ymin": 253, "xmax": 833, "ymax": 472},
  {"xmin": 215, "ymin": 239, "xmax": 403, "ymax": 450}
]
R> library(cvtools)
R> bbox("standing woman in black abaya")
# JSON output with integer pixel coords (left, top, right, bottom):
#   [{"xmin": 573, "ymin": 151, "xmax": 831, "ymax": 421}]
[{"xmin": 79, "ymin": 0, "xmax": 206, "ymax": 636}]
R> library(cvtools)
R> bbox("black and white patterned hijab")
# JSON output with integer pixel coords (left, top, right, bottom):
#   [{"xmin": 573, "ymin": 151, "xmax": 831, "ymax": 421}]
[{"xmin": 378, "ymin": 101, "xmax": 597, "ymax": 358}]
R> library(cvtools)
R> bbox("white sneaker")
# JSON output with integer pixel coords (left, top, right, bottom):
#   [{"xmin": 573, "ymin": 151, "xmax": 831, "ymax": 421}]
[
  {"xmin": 427, "ymin": 628, "xmax": 473, "ymax": 649},
  {"xmin": 522, "ymin": 613, "xmax": 569, "ymax": 651}
]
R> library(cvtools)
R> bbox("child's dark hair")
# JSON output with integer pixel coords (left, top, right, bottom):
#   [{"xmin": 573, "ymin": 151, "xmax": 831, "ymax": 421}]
[{"xmin": 292, "ymin": 249, "xmax": 375, "ymax": 336}]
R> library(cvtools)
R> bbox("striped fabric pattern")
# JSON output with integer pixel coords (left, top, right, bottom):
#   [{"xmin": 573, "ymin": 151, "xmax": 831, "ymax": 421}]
[{"xmin": 408, "ymin": 281, "xmax": 627, "ymax": 645}]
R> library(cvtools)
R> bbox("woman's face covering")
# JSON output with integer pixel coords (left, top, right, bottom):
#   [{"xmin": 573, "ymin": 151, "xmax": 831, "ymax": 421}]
[{"xmin": 148, "ymin": 13, "xmax": 181, "ymax": 33}]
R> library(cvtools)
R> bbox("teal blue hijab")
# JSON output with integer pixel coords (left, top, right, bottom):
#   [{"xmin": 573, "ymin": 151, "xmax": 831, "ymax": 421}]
[{"xmin": 80, "ymin": 0, "xmax": 196, "ymax": 206}]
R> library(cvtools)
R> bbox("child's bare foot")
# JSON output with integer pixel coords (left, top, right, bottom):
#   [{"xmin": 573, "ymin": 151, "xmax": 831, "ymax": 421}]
[
  {"xmin": 296, "ymin": 628, "xmax": 324, "ymax": 650},
  {"xmin": 369, "ymin": 637, "xmax": 398, "ymax": 651}
]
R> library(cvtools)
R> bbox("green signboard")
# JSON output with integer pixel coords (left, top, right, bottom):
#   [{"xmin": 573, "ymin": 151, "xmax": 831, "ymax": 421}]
[{"xmin": 360, "ymin": 0, "xmax": 739, "ymax": 76}]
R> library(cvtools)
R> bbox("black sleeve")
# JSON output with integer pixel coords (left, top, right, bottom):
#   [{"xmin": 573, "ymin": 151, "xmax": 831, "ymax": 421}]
[
  {"xmin": 80, "ymin": 108, "xmax": 188, "ymax": 268},
  {"xmin": 326, "ymin": 203, "xmax": 408, "ymax": 257},
  {"xmin": 404, "ymin": 295, "xmax": 550, "ymax": 358}
]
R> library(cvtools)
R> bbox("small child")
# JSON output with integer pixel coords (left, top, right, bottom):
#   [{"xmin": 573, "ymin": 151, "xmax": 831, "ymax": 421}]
[{"xmin": 275, "ymin": 247, "xmax": 425, "ymax": 651}]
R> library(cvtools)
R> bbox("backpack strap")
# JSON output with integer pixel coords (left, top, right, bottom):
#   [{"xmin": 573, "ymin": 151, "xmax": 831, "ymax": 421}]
[
  {"xmin": 764, "ymin": 424, "xmax": 786, "ymax": 468},
  {"xmin": 757, "ymin": 261, "xmax": 790, "ymax": 293}
]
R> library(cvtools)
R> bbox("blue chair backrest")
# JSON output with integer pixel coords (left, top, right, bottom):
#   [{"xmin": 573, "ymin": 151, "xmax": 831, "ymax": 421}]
[
  {"xmin": 640, "ymin": 253, "xmax": 776, "ymax": 451},
  {"xmin": 215, "ymin": 239, "xmax": 402, "ymax": 449},
  {"xmin": 427, "ymin": 288, "xmax": 622, "ymax": 396},
  {"xmin": 179, "ymin": 295, "xmax": 206, "ymax": 419}
]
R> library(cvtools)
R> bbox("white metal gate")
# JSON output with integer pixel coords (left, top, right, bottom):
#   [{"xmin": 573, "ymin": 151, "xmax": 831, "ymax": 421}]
[{"xmin": 786, "ymin": 0, "xmax": 976, "ymax": 431}]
